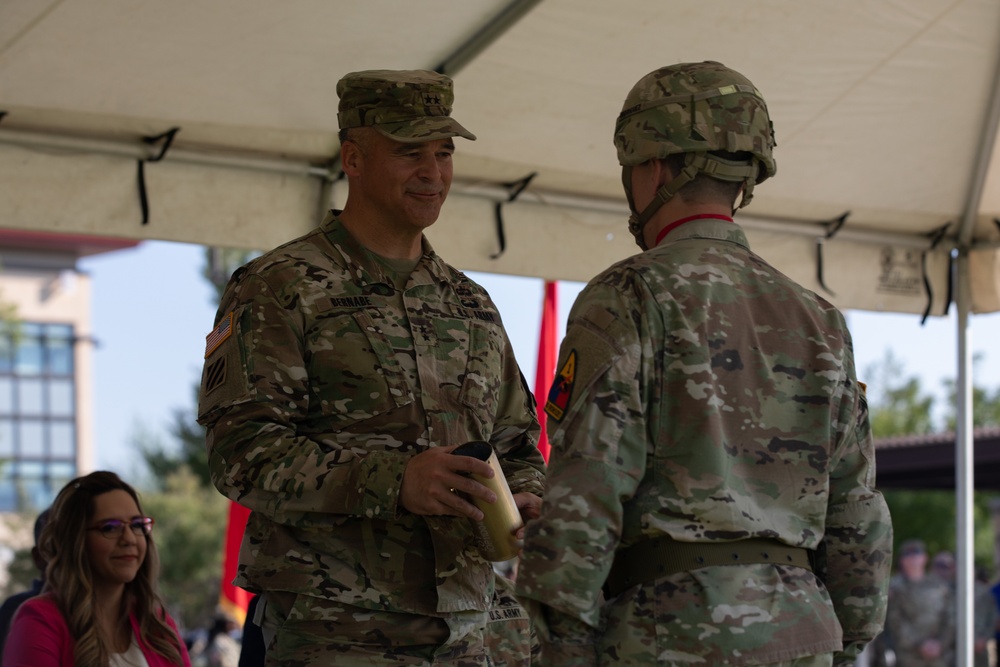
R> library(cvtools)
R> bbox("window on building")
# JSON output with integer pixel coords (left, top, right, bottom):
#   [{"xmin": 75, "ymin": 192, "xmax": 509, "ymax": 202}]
[{"xmin": 0, "ymin": 322, "xmax": 77, "ymax": 512}]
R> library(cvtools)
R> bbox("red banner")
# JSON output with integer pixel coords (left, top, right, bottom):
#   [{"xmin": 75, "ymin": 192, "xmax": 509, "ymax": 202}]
[
  {"xmin": 218, "ymin": 501, "xmax": 252, "ymax": 625},
  {"xmin": 534, "ymin": 281, "xmax": 558, "ymax": 462}
]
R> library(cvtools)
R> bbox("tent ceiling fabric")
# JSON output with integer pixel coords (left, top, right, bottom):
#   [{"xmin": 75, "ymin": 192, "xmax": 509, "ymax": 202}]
[{"xmin": 3, "ymin": 0, "xmax": 1000, "ymax": 314}]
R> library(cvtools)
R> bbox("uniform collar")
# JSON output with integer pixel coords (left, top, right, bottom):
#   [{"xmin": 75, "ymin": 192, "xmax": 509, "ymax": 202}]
[
  {"xmin": 320, "ymin": 210, "xmax": 444, "ymax": 289},
  {"xmin": 652, "ymin": 214, "xmax": 749, "ymax": 250}
]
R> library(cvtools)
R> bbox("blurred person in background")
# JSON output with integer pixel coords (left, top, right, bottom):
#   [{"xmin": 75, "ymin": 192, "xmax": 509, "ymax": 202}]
[
  {"xmin": 0, "ymin": 507, "xmax": 49, "ymax": 658},
  {"xmin": 973, "ymin": 565, "xmax": 997, "ymax": 667},
  {"xmin": 885, "ymin": 540, "xmax": 953, "ymax": 667},
  {"xmin": 195, "ymin": 612, "xmax": 240, "ymax": 667}
]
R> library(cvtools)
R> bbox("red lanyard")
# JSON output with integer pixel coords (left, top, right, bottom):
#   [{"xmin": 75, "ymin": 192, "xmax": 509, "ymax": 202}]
[{"xmin": 654, "ymin": 214, "xmax": 733, "ymax": 247}]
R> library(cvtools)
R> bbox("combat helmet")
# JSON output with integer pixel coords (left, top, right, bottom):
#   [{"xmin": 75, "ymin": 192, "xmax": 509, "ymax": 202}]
[{"xmin": 614, "ymin": 61, "xmax": 776, "ymax": 249}]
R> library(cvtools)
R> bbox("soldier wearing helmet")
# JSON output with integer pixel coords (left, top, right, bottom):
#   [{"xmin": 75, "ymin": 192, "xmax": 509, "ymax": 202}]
[{"xmin": 516, "ymin": 62, "xmax": 892, "ymax": 666}]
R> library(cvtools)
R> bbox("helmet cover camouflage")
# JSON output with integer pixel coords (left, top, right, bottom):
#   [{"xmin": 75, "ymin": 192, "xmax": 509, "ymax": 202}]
[
  {"xmin": 614, "ymin": 61, "xmax": 776, "ymax": 183},
  {"xmin": 337, "ymin": 69, "xmax": 476, "ymax": 143}
]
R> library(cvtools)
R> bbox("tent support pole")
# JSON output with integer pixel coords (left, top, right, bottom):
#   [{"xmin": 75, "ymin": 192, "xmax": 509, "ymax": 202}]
[
  {"xmin": 948, "ymin": 9, "xmax": 1000, "ymax": 663},
  {"xmin": 434, "ymin": 0, "xmax": 544, "ymax": 75},
  {"xmin": 955, "ymin": 251, "xmax": 974, "ymax": 667}
]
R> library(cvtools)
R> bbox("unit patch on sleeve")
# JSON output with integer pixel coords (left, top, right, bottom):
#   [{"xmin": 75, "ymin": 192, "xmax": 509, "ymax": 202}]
[
  {"xmin": 544, "ymin": 349, "xmax": 577, "ymax": 421},
  {"xmin": 204, "ymin": 311, "xmax": 234, "ymax": 358},
  {"xmin": 203, "ymin": 354, "xmax": 227, "ymax": 396}
]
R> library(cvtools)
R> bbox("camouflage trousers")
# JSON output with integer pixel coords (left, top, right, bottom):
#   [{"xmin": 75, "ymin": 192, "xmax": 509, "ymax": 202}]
[{"xmin": 257, "ymin": 581, "xmax": 534, "ymax": 667}]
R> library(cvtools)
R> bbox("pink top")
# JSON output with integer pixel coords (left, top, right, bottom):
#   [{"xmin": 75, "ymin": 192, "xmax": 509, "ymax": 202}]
[{"xmin": 2, "ymin": 594, "xmax": 192, "ymax": 667}]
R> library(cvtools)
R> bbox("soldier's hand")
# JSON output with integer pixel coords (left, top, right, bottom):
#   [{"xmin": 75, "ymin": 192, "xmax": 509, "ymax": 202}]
[
  {"xmin": 512, "ymin": 492, "xmax": 542, "ymax": 541},
  {"xmin": 400, "ymin": 445, "xmax": 497, "ymax": 520}
]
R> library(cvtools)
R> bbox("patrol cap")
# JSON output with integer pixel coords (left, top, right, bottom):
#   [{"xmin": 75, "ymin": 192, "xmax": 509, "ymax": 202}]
[
  {"xmin": 336, "ymin": 69, "xmax": 476, "ymax": 143},
  {"xmin": 899, "ymin": 539, "xmax": 926, "ymax": 557}
]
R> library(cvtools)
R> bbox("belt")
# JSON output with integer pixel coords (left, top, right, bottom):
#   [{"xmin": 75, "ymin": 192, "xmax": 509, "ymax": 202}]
[{"xmin": 604, "ymin": 535, "xmax": 813, "ymax": 598}]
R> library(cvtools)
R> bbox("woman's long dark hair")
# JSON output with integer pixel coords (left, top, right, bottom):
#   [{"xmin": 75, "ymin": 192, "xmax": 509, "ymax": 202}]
[{"xmin": 39, "ymin": 471, "xmax": 185, "ymax": 666}]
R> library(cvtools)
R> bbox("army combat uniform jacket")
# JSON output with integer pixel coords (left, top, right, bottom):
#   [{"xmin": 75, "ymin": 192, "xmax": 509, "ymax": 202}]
[
  {"xmin": 198, "ymin": 212, "xmax": 545, "ymax": 620},
  {"xmin": 516, "ymin": 218, "xmax": 892, "ymax": 666},
  {"xmin": 885, "ymin": 572, "xmax": 954, "ymax": 667}
]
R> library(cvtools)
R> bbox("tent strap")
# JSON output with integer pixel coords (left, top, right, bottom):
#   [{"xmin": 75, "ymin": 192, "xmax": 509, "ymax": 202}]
[
  {"xmin": 136, "ymin": 127, "xmax": 181, "ymax": 225},
  {"xmin": 813, "ymin": 211, "xmax": 850, "ymax": 296},
  {"xmin": 920, "ymin": 223, "xmax": 952, "ymax": 324},
  {"xmin": 491, "ymin": 172, "xmax": 537, "ymax": 260}
]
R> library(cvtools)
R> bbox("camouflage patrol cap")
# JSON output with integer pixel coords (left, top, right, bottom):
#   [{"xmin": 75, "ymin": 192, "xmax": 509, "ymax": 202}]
[
  {"xmin": 337, "ymin": 69, "xmax": 476, "ymax": 143},
  {"xmin": 614, "ymin": 61, "xmax": 776, "ymax": 183}
]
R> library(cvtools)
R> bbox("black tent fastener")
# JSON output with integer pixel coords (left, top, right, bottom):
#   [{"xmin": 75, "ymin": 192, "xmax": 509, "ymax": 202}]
[
  {"xmin": 814, "ymin": 211, "xmax": 850, "ymax": 297},
  {"xmin": 919, "ymin": 222, "xmax": 951, "ymax": 325},
  {"xmin": 136, "ymin": 127, "xmax": 181, "ymax": 225},
  {"xmin": 491, "ymin": 172, "xmax": 538, "ymax": 259},
  {"xmin": 0, "ymin": 111, "xmax": 7, "ymax": 124}
]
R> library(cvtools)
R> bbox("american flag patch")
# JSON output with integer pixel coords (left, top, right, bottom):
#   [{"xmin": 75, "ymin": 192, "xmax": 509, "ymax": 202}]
[{"xmin": 204, "ymin": 312, "xmax": 234, "ymax": 358}]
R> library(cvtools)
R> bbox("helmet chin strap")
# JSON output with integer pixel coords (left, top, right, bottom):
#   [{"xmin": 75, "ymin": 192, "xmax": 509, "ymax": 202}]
[
  {"xmin": 623, "ymin": 154, "xmax": 762, "ymax": 249},
  {"xmin": 622, "ymin": 154, "xmax": 703, "ymax": 250}
]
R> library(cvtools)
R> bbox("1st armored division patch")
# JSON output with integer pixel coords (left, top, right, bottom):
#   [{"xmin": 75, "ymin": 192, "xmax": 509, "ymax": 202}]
[{"xmin": 544, "ymin": 350, "xmax": 576, "ymax": 421}]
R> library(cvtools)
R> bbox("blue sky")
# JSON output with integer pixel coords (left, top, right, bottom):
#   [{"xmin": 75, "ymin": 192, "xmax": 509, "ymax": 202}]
[{"xmin": 80, "ymin": 241, "xmax": 1000, "ymax": 477}]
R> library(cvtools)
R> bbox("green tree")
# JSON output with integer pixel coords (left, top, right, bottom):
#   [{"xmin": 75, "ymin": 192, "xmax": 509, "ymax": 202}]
[
  {"xmin": 0, "ymin": 512, "xmax": 41, "ymax": 599},
  {"xmin": 137, "ymin": 387, "xmax": 210, "ymax": 491},
  {"xmin": 942, "ymin": 354, "xmax": 1000, "ymax": 431},
  {"xmin": 864, "ymin": 349, "xmax": 1000, "ymax": 573},
  {"xmin": 203, "ymin": 247, "xmax": 255, "ymax": 302},
  {"xmin": 139, "ymin": 468, "xmax": 229, "ymax": 631},
  {"xmin": 864, "ymin": 350, "xmax": 936, "ymax": 437}
]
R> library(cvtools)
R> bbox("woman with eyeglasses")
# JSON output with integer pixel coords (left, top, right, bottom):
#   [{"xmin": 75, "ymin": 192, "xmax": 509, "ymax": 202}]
[{"xmin": 2, "ymin": 470, "xmax": 191, "ymax": 666}]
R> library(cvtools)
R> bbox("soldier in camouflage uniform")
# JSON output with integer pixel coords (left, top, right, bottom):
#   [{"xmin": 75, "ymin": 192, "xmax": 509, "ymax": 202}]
[
  {"xmin": 514, "ymin": 61, "xmax": 893, "ymax": 666},
  {"xmin": 972, "ymin": 567, "xmax": 996, "ymax": 667},
  {"xmin": 198, "ymin": 69, "xmax": 546, "ymax": 666},
  {"xmin": 885, "ymin": 540, "xmax": 954, "ymax": 667}
]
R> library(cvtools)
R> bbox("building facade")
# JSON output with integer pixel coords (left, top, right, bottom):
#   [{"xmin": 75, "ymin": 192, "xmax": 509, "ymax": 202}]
[{"xmin": 0, "ymin": 229, "xmax": 136, "ymax": 513}]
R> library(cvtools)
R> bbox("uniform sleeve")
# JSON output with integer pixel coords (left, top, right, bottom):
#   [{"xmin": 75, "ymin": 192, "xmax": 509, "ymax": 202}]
[
  {"xmin": 2, "ymin": 599, "xmax": 65, "ymax": 667},
  {"xmin": 197, "ymin": 271, "xmax": 408, "ymax": 523},
  {"xmin": 820, "ymin": 331, "xmax": 894, "ymax": 665},
  {"xmin": 489, "ymin": 312, "xmax": 546, "ymax": 497},
  {"xmin": 515, "ymin": 278, "xmax": 649, "ymax": 664}
]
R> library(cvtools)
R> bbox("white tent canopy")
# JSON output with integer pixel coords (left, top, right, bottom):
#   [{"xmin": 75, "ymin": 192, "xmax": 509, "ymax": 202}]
[
  {"xmin": 3, "ymin": 0, "xmax": 1000, "ymax": 315},
  {"xmin": 2, "ymin": 0, "xmax": 997, "ymax": 661}
]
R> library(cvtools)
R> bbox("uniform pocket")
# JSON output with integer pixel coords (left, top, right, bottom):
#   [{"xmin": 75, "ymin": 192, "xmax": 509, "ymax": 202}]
[
  {"xmin": 458, "ymin": 320, "xmax": 503, "ymax": 416},
  {"xmin": 309, "ymin": 308, "xmax": 414, "ymax": 430}
]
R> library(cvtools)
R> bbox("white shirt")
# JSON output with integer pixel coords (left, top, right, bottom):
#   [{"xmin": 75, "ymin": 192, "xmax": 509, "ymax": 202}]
[{"xmin": 109, "ymin": 637, "xmax": 150, "ymax": 667}]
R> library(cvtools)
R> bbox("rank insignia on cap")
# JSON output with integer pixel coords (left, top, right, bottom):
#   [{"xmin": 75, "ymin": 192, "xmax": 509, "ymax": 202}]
[
  {"xmin": 204, "ymin": 312, "xmax": 233, "ymax": 358},
  {"xmin": 544, "ymin": 350, "xmax": 577, "ymax": 421}
]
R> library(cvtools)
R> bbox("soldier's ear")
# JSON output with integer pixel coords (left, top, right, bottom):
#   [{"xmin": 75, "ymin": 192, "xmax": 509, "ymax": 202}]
[{"xmin": 341, "ymin": 139, "xmax": 364, "ymax": 177}]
